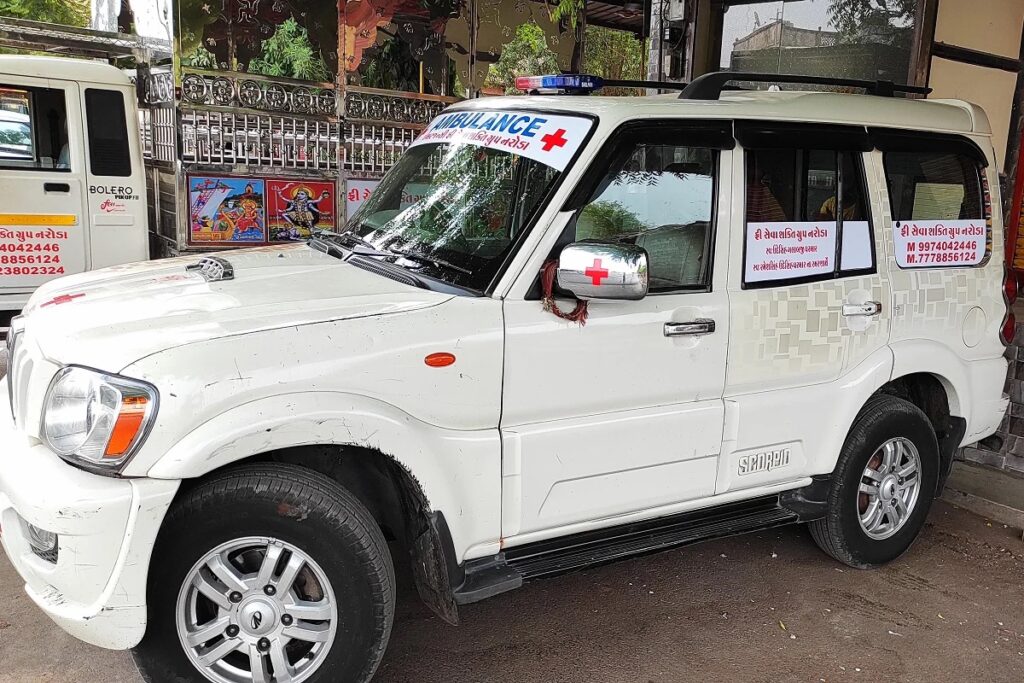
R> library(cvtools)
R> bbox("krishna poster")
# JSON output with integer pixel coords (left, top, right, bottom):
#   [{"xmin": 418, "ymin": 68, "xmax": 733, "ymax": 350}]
[{"xmin": 188, "ymin": 176, "xmax": 267, "ymax": 244}]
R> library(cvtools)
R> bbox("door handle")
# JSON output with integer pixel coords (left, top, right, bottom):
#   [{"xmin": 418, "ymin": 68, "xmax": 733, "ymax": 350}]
[
  {"xmin": 842, "ymin": 301, "xmax": 882, "ymax": 317},
  {"xmin": 664, "ymin": 319, "xmax": 716, "ymax": 337},
  {"xmin": 43, "ymin": 182, "xmax": 70, "ymax": 193}
]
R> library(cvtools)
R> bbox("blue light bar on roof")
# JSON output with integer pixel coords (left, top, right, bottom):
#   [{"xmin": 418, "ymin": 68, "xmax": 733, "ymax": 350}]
[{"xmin": 515, "ymin": 74, "xmax": 605, "ymax": 93}]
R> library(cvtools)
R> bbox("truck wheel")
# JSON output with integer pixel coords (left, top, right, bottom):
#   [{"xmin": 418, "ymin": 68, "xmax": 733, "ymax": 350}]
[
  {"xmin": 809, "ymin": 394, "xmax": 939, "ymax": 568},
  {"xmin": 133, "ymin": 463, "xmax": 395, "ymax": 683}
]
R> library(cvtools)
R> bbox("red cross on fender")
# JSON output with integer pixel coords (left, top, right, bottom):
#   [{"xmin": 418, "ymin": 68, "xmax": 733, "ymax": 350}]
[
  {"xmin": 584, "ymin": 258, "xmax": 610, "ymax": 286},
  {"xmin": 540, "ymin": 128, "xmax": 569, "ymax": 152}
]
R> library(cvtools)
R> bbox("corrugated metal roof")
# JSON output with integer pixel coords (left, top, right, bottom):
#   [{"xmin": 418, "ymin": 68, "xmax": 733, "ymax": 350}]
[{"xmin": 586, "ymin": 1, "xmax": 646, "ymax": 34}]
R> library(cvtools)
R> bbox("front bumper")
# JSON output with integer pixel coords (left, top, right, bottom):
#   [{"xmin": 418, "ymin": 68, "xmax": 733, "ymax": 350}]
[{"xmin": 0, "ymin": 385, "xmax": 178, "ymax": 649}]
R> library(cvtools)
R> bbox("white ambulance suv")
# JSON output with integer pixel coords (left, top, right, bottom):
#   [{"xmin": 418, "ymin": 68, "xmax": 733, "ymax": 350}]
[{"xmin": 0, "ymin": 72, "xmax": 1011, "ymax": 683}]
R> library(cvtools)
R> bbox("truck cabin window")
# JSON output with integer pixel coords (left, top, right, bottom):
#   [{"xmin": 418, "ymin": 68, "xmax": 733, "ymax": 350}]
[
  {"xmin": 345, "ymin": 141, "xmax": 562, "ymax": 292},
  {"xmin": 84, "ymin": 89, "xmax": 131, "ymax": 177},
  {"xmin": 0, "ymin": 85, "xmax": 70, "ymax": 172}
]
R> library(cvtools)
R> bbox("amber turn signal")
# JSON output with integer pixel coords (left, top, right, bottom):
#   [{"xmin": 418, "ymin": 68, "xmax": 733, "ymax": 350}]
[
  {"xmin": 104, "ymin": 395, "xmax": 150, "ymax": 458},
  {"xmin": 424, "ymin": 352, "xmax": 456, "ymax": 367}
]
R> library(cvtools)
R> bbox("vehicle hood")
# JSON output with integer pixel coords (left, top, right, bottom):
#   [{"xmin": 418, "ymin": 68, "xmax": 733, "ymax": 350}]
[{"xmin": 22, "ymin": 243, "xmax": 452, "ymax": 370}]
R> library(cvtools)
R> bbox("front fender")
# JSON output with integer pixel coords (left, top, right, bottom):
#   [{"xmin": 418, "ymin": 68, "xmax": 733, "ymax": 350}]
[{"xmin": 145, "ymin": 392, "xmax": 502, "ymax": 563}]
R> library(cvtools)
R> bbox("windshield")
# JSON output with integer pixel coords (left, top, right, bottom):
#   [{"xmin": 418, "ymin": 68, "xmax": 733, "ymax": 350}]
[{"xmin": 344, "ymin": 110, "xmax": 593, "ymax": 291}]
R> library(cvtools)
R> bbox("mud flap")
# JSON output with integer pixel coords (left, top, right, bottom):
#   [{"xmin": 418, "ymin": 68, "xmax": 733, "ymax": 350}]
[{"xmin": 410, "ymin": 513, "xmax": 461, "ymax": 626}]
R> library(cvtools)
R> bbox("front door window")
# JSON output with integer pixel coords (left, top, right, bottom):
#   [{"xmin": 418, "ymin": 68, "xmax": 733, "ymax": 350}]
[{"xmin": 575, "ymin": 142, "xmax": 716, "ymax": 292}]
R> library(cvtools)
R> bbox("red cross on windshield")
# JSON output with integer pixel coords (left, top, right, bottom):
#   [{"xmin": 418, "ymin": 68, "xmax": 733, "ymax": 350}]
[
  {"xmin": 540, "ymin": 128, "xmax": 569, "ymax": 152},
  {"xmin": 584, "ymin": 258, "xmax": 610, "ymax": 286}
]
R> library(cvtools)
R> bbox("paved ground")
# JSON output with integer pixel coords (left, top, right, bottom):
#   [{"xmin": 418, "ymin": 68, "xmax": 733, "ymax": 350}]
[{"xmin": 1, "ymin": 501, "xmax": 1022, "ymax": 683}]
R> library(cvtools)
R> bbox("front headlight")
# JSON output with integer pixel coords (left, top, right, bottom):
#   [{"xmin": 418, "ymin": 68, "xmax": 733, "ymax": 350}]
[{"xmin": 42, "ymin": 366, "xmax": 158, "ymax": 470}]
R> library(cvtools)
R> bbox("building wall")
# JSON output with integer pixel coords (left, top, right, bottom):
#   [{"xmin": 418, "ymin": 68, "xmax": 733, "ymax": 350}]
[
  {"xmin": 928, "ymin": 58, "xmax": 1017, "ymax": 170},
  {"xmin": 732, "ymin": 20, "xmax": 836, "ymax": 53},
  {"xmin": 927, "ymin": 0, "xmax": 1024, "ymax": 172},
  {"xmin": 934, "ymin": 0, "xmax": 1024, "ymax": 60}
]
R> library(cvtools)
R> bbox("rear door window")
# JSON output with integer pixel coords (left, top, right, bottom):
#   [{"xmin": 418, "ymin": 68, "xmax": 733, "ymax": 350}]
[{"xmin": 743, "ymin": 145, "xmax": 874, "ymax": 287}]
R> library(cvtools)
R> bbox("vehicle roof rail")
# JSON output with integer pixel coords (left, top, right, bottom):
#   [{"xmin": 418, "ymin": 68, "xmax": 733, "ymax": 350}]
[
  {"xmin": 678, "ymin": 72, "xmax": 932, "ymax": 100},
  {"xmin": 602, "ymin": 78, "xmax": 689, "ymax": 92}
]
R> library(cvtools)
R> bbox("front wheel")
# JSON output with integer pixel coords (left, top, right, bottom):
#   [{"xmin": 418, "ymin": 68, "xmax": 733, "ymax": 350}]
[
  {"xmin": 133, "ymin": 463, "xmax": 395, "ymax": 683},
  {"xmin": 810, "ymin": 394, "xmax": 939, "ymax": 568}
]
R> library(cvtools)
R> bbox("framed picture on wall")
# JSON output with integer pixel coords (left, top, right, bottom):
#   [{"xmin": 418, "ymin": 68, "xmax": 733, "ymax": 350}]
[
  {"xmin": 188, "ymin": 176, "xmax": 268, "ymax": 246},
  {"xmin": 266, "ymin": 179, "xmax": 335, "ymax": 241}
]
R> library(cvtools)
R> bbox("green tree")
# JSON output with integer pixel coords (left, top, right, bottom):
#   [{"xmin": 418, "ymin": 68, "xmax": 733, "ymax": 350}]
[
  {"xmin": 249, "ymin": 18, "xmax": 329, "ymax": 82},
  {"xmin": 0, "ymin": 0, "xmax": 89, "ymax": 26},
  {"xmin": 181, "ymin": 45, "xmax": 216, "ymax": 70},
  {"xmin": 828, "ymin": 0, "xmax": 915, "ymax": 46},
  {"xmin": 583, "ymin": 25, "xmax": 647, "ymax": 95},
  {"xmin": 358, "ymin": 36, "xmax": 421, "ymax": 92},
  {"xmin": 548, "ymin": 0, "xmax": 584, "ymax": 28},
  {"xmin": 578, "ymin": 200, "xmax": 646, "ymax": 240},
  {"xmin": 485, "ymin": 21, "xmax": 559, "ymax": 94}
]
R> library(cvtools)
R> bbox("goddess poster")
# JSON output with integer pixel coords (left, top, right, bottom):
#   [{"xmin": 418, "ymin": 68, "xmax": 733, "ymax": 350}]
[{"xmin": 266, "ymin": 179, "xmax": 335, "ymax": 241}]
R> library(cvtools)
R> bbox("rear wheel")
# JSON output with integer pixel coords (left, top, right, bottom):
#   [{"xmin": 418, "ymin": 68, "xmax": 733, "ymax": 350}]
[
  {"xmin": 133, "ymin": 464, "xmax": 394, "ymax": 683},
  {"xmin": 810, "ymin": 394, "xmax": 939, "ymax": 568}
]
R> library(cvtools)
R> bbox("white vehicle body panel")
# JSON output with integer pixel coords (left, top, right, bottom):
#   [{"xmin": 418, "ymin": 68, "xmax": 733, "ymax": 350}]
[
  {"xmin": 0, "ymin": 88, "xmax": 1010, "ymax": 650},
  {"xmin": 0, "ymin": 56, "xmax": 147, "ymax": 310},
  {"xmin": 500, "ymin": 146, "xmax": 734, "ymax": 541}
]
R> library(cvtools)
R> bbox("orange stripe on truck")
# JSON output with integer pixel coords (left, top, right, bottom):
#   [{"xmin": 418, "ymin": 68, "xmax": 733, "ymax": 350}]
[{"xmin": 0, "ymin": 214, "xmax": 78, "ymax": 226}]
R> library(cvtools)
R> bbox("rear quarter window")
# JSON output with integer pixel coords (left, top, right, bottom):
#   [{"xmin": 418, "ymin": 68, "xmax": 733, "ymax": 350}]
[{"xmin": 882, "ymin": 147, "xmax": 990, "ymax": 269}]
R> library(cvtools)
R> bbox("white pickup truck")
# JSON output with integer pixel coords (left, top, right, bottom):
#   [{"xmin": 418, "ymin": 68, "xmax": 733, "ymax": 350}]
[
  {"xmin": 0, "ymin": 56, "xmax": 148, "ymax": 321},
  {"xmin": 0, "ymin": 72, "xmax": 1011, "ymax": 683}
]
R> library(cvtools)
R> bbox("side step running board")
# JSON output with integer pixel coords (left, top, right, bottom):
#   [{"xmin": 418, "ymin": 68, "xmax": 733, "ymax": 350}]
[{"xmin": 453, "ymin": 495, "xmax": 799, "ymax": 605}]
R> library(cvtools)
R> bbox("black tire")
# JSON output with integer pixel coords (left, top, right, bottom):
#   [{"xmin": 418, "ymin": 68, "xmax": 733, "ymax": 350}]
[
  {"xmin": 809, "ymin": 394, "xmax": 939, "ymax": 568},
  {"xmin": 132, "ymin": 463, "xmax": 395, "ymax": 683}
]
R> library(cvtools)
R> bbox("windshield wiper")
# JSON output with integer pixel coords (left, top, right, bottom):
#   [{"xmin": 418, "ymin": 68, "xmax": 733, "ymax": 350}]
[
  {"xmin": 308, "ymin": 236, "xmax": 347, "ymax": 259},
  {"xmin": 389, "ymin": 247, "xmax": 473, "ymax": 276},
  {"xmin": 332, "ymin": 230, "xmax": 377, "ymax": 249},
  {"xmin": 310, "ymin": 232, "xmax": 393, "ymax": 259},
  {"xmin": 314, "ymin": 231, "xmax": 472, "ymax": 279}
]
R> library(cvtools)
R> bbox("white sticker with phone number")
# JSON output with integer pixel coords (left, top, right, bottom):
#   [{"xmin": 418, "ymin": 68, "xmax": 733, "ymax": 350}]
[
  {"xmin": 894, "ymin": 219, "xmax": 986, "ymax": 267},
  {"xmin": 411, "ymin": 110, "xmax": 592, "ymax": 171}
]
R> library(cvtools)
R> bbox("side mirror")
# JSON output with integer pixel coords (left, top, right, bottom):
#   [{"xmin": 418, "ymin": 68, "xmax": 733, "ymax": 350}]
[{"xmin": 556, "ymin": 241, "xmax": 649, "ymax": 301}]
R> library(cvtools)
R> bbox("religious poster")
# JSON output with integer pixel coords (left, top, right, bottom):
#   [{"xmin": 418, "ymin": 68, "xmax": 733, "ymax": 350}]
[
  {"xmin": 266, "ymin": 179, "xmax": 335, "ymax": 241},
  {"xmin": 188, "ymin": 176, "xmax": 267, "ymax": 245}
]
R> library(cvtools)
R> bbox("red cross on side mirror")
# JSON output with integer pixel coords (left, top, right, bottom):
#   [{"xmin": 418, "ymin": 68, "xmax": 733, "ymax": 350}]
[
  {"xmin": 584, "ymin": 258, "xmax": 610, "ymax": 285},
  {"xmin": 555, "ymin": 242, "xmax": 648, "ymax": 302}
]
